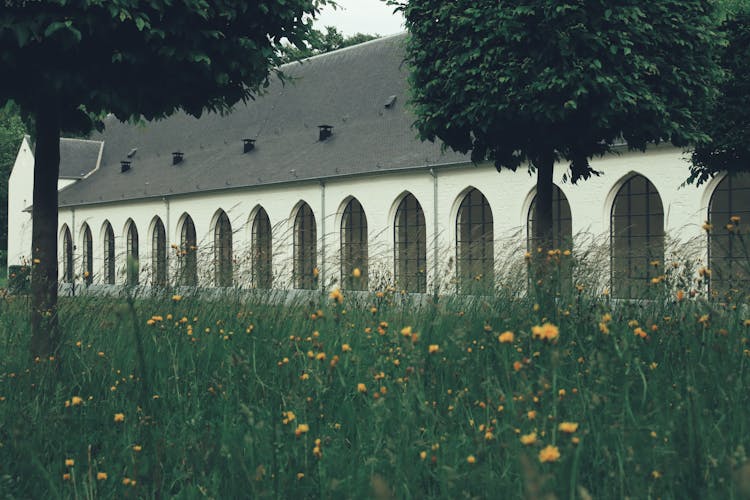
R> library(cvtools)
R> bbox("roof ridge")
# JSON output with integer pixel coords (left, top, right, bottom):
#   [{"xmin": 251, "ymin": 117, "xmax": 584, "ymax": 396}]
[{"xmin": 279, "ymin": 31, "xmax": 407, "ymax": 68}]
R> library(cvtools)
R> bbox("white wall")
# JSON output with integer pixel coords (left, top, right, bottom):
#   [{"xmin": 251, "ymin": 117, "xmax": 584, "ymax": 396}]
[
  {"xmin": 45, "ymin": 145, "xmax": 716, "ymax": 292},
  {"xmin": 7, "ymin": 136, "xmax": 34, "ymax": 270}
]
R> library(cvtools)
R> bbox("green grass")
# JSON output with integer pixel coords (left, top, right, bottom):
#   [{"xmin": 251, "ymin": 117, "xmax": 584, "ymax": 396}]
[{"xmin": 0, "ymin": 280, "xmax": 749, "ymax": 498}]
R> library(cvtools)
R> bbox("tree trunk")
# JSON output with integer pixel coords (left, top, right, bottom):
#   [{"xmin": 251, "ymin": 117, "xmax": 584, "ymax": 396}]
[
  {"xmin": 29, "ymin": 100, "xmax": 61, "ymax": 358},
  {"xmin": 533, "ymin": 151, "xmax": 555, "ymax": 251}
]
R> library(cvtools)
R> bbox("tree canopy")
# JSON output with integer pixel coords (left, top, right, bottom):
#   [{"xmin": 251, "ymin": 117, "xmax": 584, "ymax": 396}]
[
  {"xmin": 0, "ymin": 0, "xmax": 330, "ymax": 355},
  {"xmin": 281, "ymin": 26, "xmax": 379, "ymax": 63},
  {"xmin": 689, "ymin": 7, "xmax": 750, "ymax": 185},
  {"xmin": 391, "ymin": 0, "xmax": 721, "ymax": 247}
]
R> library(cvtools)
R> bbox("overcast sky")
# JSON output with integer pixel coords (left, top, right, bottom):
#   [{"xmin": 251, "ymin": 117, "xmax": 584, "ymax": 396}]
[{"xmin": 314, "ymin": 0, "xmax": 405, "ymax": 36}]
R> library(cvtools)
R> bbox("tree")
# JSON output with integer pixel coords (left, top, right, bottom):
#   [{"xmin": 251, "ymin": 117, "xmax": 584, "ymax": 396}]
[
  {"xmin": 281, "ymin": 26, "xmax": 379, "ymax": 63},
  {"xmin": 689, "ymin": 7, "xmax": 750, "ymax": 185},
  {"xmin": 390, "ymin": 1, "xmax": 720, "ymax": 249},
  {"xmin": 0, "ymin": 0, "xmax": 330, "ymax": 356}
]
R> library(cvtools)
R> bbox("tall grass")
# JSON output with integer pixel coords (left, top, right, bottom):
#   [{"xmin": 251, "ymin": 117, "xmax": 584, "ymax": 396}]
[{"xmin": 0, "ymin": 254, "xmax": 749, "ymax": 498}]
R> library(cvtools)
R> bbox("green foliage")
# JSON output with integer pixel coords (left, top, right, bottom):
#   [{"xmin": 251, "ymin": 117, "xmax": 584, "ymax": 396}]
[
  {"xmin": 0, "ymin": 286, "xmax": 748, "ymax": 497},
  {"xmin": 0, "ymin": 0, "xmax": 333, "ymax": 128},
  {"xmin": 7, "ymin": 264, "xmax": 30, "ymax": 294},
  {"xmin": 281, "ymin": 26, "xmax": 380, "ymax": 63},
  {"xmin": 689, "ymin": 8, "xmax": 750, "ymax": 185},
  {"xmin": 391, "ymin": 0, "xmax": 722, "ymax": 182}
]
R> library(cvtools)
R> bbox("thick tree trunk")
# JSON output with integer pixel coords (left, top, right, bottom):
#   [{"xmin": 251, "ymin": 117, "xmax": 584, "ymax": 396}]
[
  {"xmin": 533, "ymin": 151, "xmax": 555, "ymax": 251},
  {"xmin": 29, "ymin": 101, "xmax": 61, "ymax": 357}
]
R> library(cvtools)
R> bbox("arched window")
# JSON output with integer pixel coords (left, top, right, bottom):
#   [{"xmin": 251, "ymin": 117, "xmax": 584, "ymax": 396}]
[
  {"xmin": 341, "ymin": 198, "xmax": 368, "ymax": 290},
  {"xmin": 103, "ymin": 221, "xmax": 115, "ymax": 285},
  {"xmin": 252, "ymin": 207, "xmax": 273, "ymax": 289},
  {"xmin": 126, "ymin": 220, "xmax": 139, "ymax": 286},
  {"xmin": 62, "ymin": 225, "xmax": 73, "ymax": 283},
  {"xmin": 81, "ymin": 224, "xmax": 93, "ymax": 285},
  {"xmin": 394, "ymin": 193, "xmax": 427, "ymax": 293},
  {"xmin": 708, "ymin": 173, "xmax": 750, "ymax": 297},
  {"xmin": 293, "ymin": 203, "xmax": 317, "ymax": 289},
  {"xmin": 180, "ymin": 215, "xmax": 198, "ymax": 286},
  {"xmin": 456, "ymin": 189, "xmax": 493, "ymax": 292},
  {"xmin": 214, "ymin": 211, "xmax": 233, "ymax": 287},
  {"xmin": 611, "ymin": 174, "xmax": 664, "ymax": 299},
  {"xmin": 527, "ymin": 185, "xmax": 573, "ymax": 251},
  {"xmin": 152, "ymin": 218, "xmax": 167, "ymax": 286}
]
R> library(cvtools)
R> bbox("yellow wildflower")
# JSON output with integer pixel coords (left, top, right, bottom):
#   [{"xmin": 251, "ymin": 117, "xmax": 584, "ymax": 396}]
[
  {"xmin": 532, "ymin": 323, "xmax": 559, "ymax": 341},
  {"xmin": 357, "ymin": 383, "xmax": 367, "ymax": 393},
  {"xmin": 558, "ymin": 422, "xmax": 579, "ymax": 433},
  {"xmin": 633, "ymin": 327, "xmax": 647, "ymax": 339},
  {"xmin": 65, "ymin": 458, "xmax": 74, "ymax": 467},
  {"xmin": 133, "ymin": 445, "xmax": 142, "ymax": 452},
  {"xmin": 538, "ymin": 445, "xmax": 561, "ymax": 463},
  {"xmin": 114, "ymin": 413, "xmax": 125, "ymax": 423},
  {"xmin": 294, "ymin": 424, "xmax": 309, "ymax": 436},
  {"xmin": 520, "ymin": 432, "xmax": 537, "ymax": 445},
  {"xmin": 97, "ymin": 472, "xmax": 108, "ymax": 481},
  {"xmin": 428, "ymin": 344, "xmax": 440, "ymax": 354},
  {"xmin": 328, "ymin": 288, "xmax": 343, "ymax": 304},
  {"xmin": 71, "ymin": 396, "xmax": 83, "ymax": 406},
  {"xmin": 62, "ymin": 473, "xmax": 71, "ymax": 481},
  {"xmin": 172, "ymin": 294, "xmax": 182, "ymax": 301},
  {"xmin": 341, "ymin": 344, "xmax": 352, "ymax": 352},
  {"xmin": 466, "ymin": 455, "xmax": 476, "ymax": 464},
  {"xmin": 498, "ymin": 331, "xmax": 514, "ymax": 343},
  {"xmin": 352, "ymin": 268, "xmax": 361, "ymax": 278}
]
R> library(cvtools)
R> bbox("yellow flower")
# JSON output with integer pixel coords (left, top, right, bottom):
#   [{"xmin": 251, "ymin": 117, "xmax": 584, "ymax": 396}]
[
  {"xmin": 172, "ymin": 294, "xmax": 182, "ymax": 301},
  {"xmin": 532, "ymin": 323, "xmax": 559, "ymax": 341},
  {"xmin": 538, "ymin": 445, "xmax": 561, "ymax": 463},
  {"xmin": 97, "ymin": 472, "xmax": 108, "ymax": 481},
  {"xmin": 352, "ymin": 268, "xmax": 361, "ymax": 278},
  {"xmin": 527, "ymin": 410, "xmax": 537, "ymax": 420},
  {"xmin": 466, "ymin": 455, "xmax": 476, "ymax": 464},
  {"xmin": 295, "ymin": 424, "xmax": 310, "ymax": 436},
  {"xmin": 33, "ymin": 258, "xmax": 41, "ymax": 264},
  {"xmin": 702, "ymin": 221, "xmax": 713, "ymax": 232},
  {"xmin": 633, "ymin": 327, "xmax": 647, "ymax": 339},
  {"xmin": 428, "ymin": 344, "xmax": 440, "ymax": 354},
  {"xmin": 676, "ymin": 289, "xmax": 685, "ymax": 302},
  {"xmin": 114, "ymin": 413, "xmax": 125, "ymax": 423},
  {"xmin": 312, "ymin": 267, "xmax": 319, "ymax": 278},
  {"xmin": 133, "ymin": 445, "xmax": 142, "ymax": 452},
  {"xmin": 520, "ymin": 432, "xmax": 537, "ymax": 445},
  {"xmin": 65, "ymin": 458, "xmax": 74, "ymax": 467},
  {"xmin": 341, "ymin": 343, "xmax": 352, "ymax": 352},
  {"xmin": 599, "ymin": 322, "xmax": 610, "ymax": 334},
  {"xmin": 328, "ymin": 288, "xmax": 343, "ymax": 304},
  {"xmin": 558, "ymin": 422, "xmax": 579, "ymax": 433},
  {"xmin": 698, "ymin": 314, "xmax": 710, "ymax": 325},
  {"xmin": 71, "ymin": 396, "xmax": 83, "ymax": 406},
  {"xmin": 498, "ymin": 331, "xmax": 514, "ymax": 343},
  {"xmin": 419, "ymin": 451, "xmax": 427, "ymax": 460},
  {"xmin": 357, "ymin": 383, "xmax": 367, "ymax": 393}
]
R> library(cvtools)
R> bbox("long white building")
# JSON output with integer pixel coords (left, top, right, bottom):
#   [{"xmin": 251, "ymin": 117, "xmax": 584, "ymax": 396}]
[{"xmin": 6, "ymin": 34, "xmax": 749, "ymax": 298}]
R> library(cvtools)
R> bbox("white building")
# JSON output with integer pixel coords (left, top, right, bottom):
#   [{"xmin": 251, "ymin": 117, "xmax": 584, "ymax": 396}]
[{"xmin": 6, "ymin": 34, "xmax": 750, "ymax": 297}]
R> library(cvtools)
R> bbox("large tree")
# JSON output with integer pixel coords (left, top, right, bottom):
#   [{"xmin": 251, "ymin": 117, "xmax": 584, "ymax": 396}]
[
  {"xmin": 0, "ymin": 0, "xmax": 330, "ymax": 356},
  {"xmin": 689, "ymin": 7, "xmax": 750, "ymax": 185},
  {"xmin": 390, "ymin": 0, "xmax": 720, "ymax": 248}
]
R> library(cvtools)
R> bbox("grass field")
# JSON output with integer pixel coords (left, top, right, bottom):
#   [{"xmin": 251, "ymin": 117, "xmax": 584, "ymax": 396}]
[{"xmin": 0, "ymin": 274, "xmax": 749, "ymax": 498}]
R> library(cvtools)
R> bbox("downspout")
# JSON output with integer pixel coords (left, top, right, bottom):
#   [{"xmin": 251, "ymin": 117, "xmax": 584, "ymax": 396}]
[
  {"xmin": 320, "ymin": 180, "xmax": 326, "ymax": 290},
  {"xmin": 430, "ymin": 168, "xmax": 438, "ymax": 296}
]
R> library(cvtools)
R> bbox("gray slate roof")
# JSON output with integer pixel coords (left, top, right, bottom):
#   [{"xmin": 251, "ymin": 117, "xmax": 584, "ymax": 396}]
[
  {"xmin": 56, "ymin": 138, "xmax": 102, "ymax": 179},
  {"xmin": 58, "ymin": 33, "xmax": 470, "ymax": 207}
]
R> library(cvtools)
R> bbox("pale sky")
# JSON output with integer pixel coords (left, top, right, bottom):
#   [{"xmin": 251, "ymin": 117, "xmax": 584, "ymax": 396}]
[{"xmin": 314, "ymin": 0, "xmax": 405, "ymax": 36}]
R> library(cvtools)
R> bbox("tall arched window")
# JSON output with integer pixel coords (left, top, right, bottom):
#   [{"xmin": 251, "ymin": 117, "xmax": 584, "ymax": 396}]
[
  {"xmin": 103, "ymin": 221, "xmax": 115, "ymax": 285},
  {"xmin": 341, "ymin": 198, "xmax": 368, "ymax": 290},
  {"xmin": 62, "ymin": 225, "xmax": 73, "ymax": 283},
  {"xmin": 394, "ymin": 193, "xmax": 427, "ymax": 293},
  {"xmin": 252, "ymin": 207, "xmax": 273, "ymax": 289},
  {"xmin": 126, "ymin": 220, "xmax": 139, "ymax": 286},
  {"xmin": 611, "ymin": 174, "xmax": 664, "ymax": 299},
  {"xmin": 214, "ymin": 211, "xmax": 233, "ymax": 287},
  {"xmin": 152, "ymin": 218, "xmax": 167, "ymax": 287},
  {"xmin": 81, "ymin": 224, "xmax": 93, "ymax": 285},
  {"xmin": 293, "ymin": 203, "xmax": 317, "ymax": 289},
  {"xmin": 180, "ymin": 215, "xmax": 198, "ymax": 286},
  {"xmin": 527, "ymin": 185, "xmax": 573, "ymax": 251},
  {"xmin": 456, "ymin": 189, "xmax": 494, "ymax": 292},
  {"xmin": 708, "ymin": 173, "xmax": 750, "ymax": 297}
]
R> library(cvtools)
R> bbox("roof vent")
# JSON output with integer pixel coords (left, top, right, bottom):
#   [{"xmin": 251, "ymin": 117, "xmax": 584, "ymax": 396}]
[
  {"xmin": 384, "ymin": 95, "xmax": 397, "ymax": 108},
  {"xmin": 318, "ymin": 125, "xmax": 333, "ymax": 142},
  {"xmin": 172, "ymin": 151, "xmax": 184, "ymax": 165},
  {"xmin": 127, "ymin": 148, "xmax": 138, "ymax": 158},
  {"xmin": 243, "ymin": 139, "xmax": 256, "ymax": 153},
  {"xmin": 120, "ymin": 160, "xmax": 132, "ymax": 173}
]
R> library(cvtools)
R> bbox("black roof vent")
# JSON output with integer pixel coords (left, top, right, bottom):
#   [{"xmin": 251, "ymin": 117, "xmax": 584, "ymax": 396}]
[
  {"xmin": 120, "ymin": 160, "xmax": 132, "ymax": 173},
  {"xmin": 172, "ymin": 151, "xmax": 184, "ymax": 165},
  {"xmin": 243, "ymin": 138, "xmax": 256, "ymax": 153},
  {"xmin": 384, "ymin": 95, "xmax": 397, "ymax": 108},
  {"xmin": 318, "ymin": 125, "xmax": 333, "ymax": 142}
]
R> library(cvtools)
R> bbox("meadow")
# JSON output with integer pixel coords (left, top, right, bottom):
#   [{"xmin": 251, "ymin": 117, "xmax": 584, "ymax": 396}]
[{"xmin": 0, "ymin": 260, "xmax": 749, "ymax": 499}]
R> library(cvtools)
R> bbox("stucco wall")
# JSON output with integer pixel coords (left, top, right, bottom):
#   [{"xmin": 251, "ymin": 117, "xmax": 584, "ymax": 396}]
[
  {"xmin": 7, "ymin": 137, "xmax": 34, "ymax": 270},
  {"xmin": 37, "ymin": 145, "xmax": 716, "ymax": 292}
]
